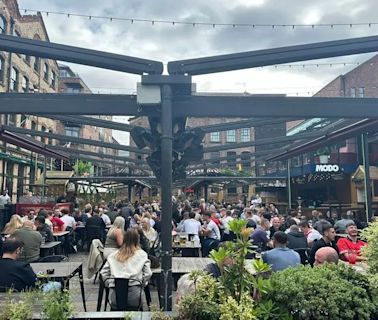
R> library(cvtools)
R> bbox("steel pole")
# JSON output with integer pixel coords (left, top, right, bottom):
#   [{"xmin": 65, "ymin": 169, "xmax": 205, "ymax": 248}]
[
  {"xmin": 160, "ymin": 84, "xmax": 173, "ymax": 311},
  {"xmin": 287, "ymin": 159, "xmax": 292, "ymax": 209},
  {"xmin": 361, "ymin": 134, "xmax": 372, "ymax": 222}
]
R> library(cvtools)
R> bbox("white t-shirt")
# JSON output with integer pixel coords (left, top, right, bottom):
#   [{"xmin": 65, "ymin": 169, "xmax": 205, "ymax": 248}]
[
  {"xmin": 182, "ymin": 219, "xmax": 201, "ymax": 235},
  {"xmin": 101, "ymin": 213, "xmax": 111, "ymax": 225},
  {"xmin": 206, "ymin": 220, "xmax": 221, "ymax": 240},
  {"xmin": 61, "ymin": 215, "xmax": 76, "ymax": 229},
  {"xmin": 221, "ymin": 216, "xmax": 233, "ymax": 234},
  {"xmin": 307, "ymin": 228, "xmax": 322, "ymax": 244}
]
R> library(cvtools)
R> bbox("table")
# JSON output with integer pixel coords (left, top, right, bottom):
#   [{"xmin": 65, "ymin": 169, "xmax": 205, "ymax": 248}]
[
  {"xmin": 53, "ymin": 231, "xmax": 70, "ymax": 237},
  {"xmin": 40, "ymin": 241, "xmax": 61, "ymax": 256},
  {"xmin": 152, "ymin": 257, "xmax": 212, "ymax": 274},
  {"xmin": 172, "ymin": 240, "xmax": 201, "ymax": 257},
  {"xmin": 31, "ymin": 262, "xmax": 86, "ymax": 311}
]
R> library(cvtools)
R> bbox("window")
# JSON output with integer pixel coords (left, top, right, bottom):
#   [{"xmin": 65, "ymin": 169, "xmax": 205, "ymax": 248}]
[
  {"xmin": 241, "ymin": 151, "xmax": 251, "ymax": 168},
  {"xmin": 7, "ymin": 115, "xmax": 17, "ymax": 125},
  {"xmin": 31, "ymin": 121, "xmax": 37, "ymax": 131},
  {"xmin": 10, "ymin": 67, "xmax": 19, "ymax": 91},
  {"xmin": 65, "ymin": 126, "xmax": 80, "ymax": 137},
  {"xmin": 33, "ymin": 57, "xmax": 40, "ymax": 72},
  {"xmin": 21, "ymin": 76, "xmax": 29, "ymax": 93},
  {"xmin": 20, "ymin": 115, "xmax": 27, "ymax": 128},
  {"xmin": 210, "ymin": 151, "xmax": 220, "ymax": 165},
  {"xmin": 226, "ymin": 130, "xmax": 236, "ymax": 142},
  {"xmin": 241, "ymin": 128, "xmax": 250, "ymax": 142},
  {"xmin": 43, "ymin": 63, "xmax": 49, "ymax": 81},
  {"xmin": 0, "ymin": 56, "xmax": 4, "ymax": 81},
  {"xmin": 59, "ymin": 69, "xmax": 69, "ymax": 78},
  {"xmin": 227, "ymin": 186, "xmax": 237, "ymax": 195},
  {"xmin": 210, "ymin": 131, "xmax": 220, "ymax": 142},
  {"xmin": 51, "ymin": 70, "xmax": 56, "ymax": 88},
  {"xmin": 227, "ymin": 151, "xmax": 237, "ymax": 168},
  {"xmin": 25, "ymin": 55, "xmax": 31, "ymax": 64},
  {"xmin": 358, "ymin": 87, "xmax": 365, "ymax": 98},
  {"xmin": 350, "ymin": 87, "xmax": 356, "ymax": 98},
  {"xmin": 0, "ymin": 15, "xmax": 6, "ymax": 34},
  {"xmin": 66, "ymin": 87, "xmax": 81, "ymax": 94}
]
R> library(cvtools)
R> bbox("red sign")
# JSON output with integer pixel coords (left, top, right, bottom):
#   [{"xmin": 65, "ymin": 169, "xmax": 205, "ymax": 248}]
[{"xmin": 16, "ymin": 203, "xmax": 72, "ymax": 216}]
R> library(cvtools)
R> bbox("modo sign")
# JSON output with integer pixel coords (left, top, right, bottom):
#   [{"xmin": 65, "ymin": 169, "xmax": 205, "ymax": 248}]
[{"xmin": 315, "ymin": 164, "xmax": 340, "ymax": 173}]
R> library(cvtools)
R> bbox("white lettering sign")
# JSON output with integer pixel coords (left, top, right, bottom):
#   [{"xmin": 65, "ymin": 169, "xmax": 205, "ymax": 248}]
[{"xmin": 315, "ymin": 164, "xmax": 340, "ymax": 172}]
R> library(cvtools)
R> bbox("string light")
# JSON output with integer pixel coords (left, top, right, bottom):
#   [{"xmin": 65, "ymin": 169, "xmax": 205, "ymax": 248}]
[{"xmin": 20, "ymin": 8, "xmax": 378, "ymax": 30}]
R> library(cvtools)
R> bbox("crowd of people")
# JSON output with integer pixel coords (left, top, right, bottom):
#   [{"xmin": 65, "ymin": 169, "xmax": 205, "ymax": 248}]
[{"xmin": 0, "ymin": 196, "xmax": 370, "ymax": 310}]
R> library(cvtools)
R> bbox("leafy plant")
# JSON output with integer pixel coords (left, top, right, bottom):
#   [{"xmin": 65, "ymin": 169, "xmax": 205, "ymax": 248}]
[
  {"xmin": 0, "ymin": 298, "xmax": 32, "ymax": 320},
  {"xmin": 42, "ymin": 289, "xmax": 73, "ymax": 320},
  {"xmin": 268, "ymin": 264, "xmax": 376, "ymax": 320},
  {"xmin": 73, "ymin": 160, "xmax": 92, "ymax": 176}
]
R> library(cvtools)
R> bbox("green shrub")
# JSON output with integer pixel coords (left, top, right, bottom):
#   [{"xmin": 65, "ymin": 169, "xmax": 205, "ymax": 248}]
[
  {"xmin": 268, "ymin": 264, "xmax": 375, "ymax": 320},
  {"xmin": 42, "ymin": 289, "xmax": 73, "ymax": 320}
]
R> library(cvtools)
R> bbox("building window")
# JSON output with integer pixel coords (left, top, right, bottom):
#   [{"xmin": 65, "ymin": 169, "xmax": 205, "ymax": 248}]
[
  {"xmin": 226, "ymin": 130, "xmax": 236, "ymax": 142},
  {"xmin": 210, "ymin": 151, "xmax": 220, "ymax": 165},
  {"xmin": 358, "ymin": 87, "xmax": 365, "ymax": 98},
  {"xmin": 51, "ymin": 71, "xmax": 56, "ymax": 88},
  {"xmin": 7, "ymin": 115, "xmax": 17, "ymax": 125},
  {"xmin": 66, "ymin": 87, "xmax": 81, "ymax": 94},
  {"xmin": 0, "ymin": 15, "xmax": 6, "ymax": 34},
  {"xmin": 227, "ymin": 186, "xmax": 237, "ymax": 195},
  {"xmin": 20, "ymin": 114, "xmax": 27, "ymax": 128},
  {"xmin": 21, "ymin": 76, "xmax": 29, "ymax": 93},
  {"xmin": 226, "ymin": 151, "xmax": 237, "ymax": 168},
  {"xmin": 350, "ymin": 87, "xmax": 356, "ymax": 98},
  {"xmin": 34, "ymin": 57, "xmax": 40, "ymax": 72},
  {"xmin": 10, "ymin": 67, "xmax": 19, "ymax": 91},
  {"xmin": 0, "ymin": 56, "xmax": 4, "ymax": 82},
  {"xmin": 25, "ymin": 55, "xmax": 31, "ymax": 64},
  {"xmin": 241, "ymin": 128, "xmax": 250, "ymax": 142},
  {"xmin": 31, "ymin": 121, "xmax": 37, "ymax": 131},
  {"xmin": 65, "ymin": 126, "xmax": 80, "ymax": 137},
  {"xmin": 43, "ymin": 63, "xmax": 49, "ymax": 81},
  {"xmin": 240, "ymin": 151, "xmax": 251, "ymax": 168},
  {"xmin": 210, "ymin": 132, "xmax": 220, "ymax": 142}
]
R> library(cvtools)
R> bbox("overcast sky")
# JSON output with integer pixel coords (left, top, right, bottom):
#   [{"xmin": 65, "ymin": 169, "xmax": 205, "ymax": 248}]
[{"xmin": 18, "ymin": 0, "xmax": 378, "ymax": 142}]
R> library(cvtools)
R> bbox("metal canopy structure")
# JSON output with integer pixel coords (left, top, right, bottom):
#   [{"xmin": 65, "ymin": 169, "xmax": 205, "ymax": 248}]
[{"xmin": 1, "ymin": 33, "xmax": 378, "ymax": 311}]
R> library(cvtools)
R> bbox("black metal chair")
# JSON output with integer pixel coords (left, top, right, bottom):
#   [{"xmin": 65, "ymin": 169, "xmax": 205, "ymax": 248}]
[
  {"xmin": 102, "ymin": 277, "xmax": 143, "ymax": 311},
  {"xmin": 293, "ymin": 248, "xmax": 310, "ymax": 265},
  {"xmin": 39, "ymin": 255, "xmax": 68, "ymax": 263}
]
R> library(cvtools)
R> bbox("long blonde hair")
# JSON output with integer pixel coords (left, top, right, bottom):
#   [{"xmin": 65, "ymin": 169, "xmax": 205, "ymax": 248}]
[
  {"xmin": 108, "ymin": 216, "xmax": 125, "ymax": 235},
  {"xmin": 116, "ymin": 228, "xmax": 140, "ymax": 263},
  {"xmin": 3, "ymin": 214, "xmax": 23, "ymax": 234}
]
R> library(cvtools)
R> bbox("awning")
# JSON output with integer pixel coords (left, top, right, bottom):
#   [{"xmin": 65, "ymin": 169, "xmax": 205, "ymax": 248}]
[
  {"xmin": 268, "ymin": 119, "xmax": 378, "ymax": 162},
  {"xmin": 0, "ymin": 126, "xmax": 69, "ymax": 160}
]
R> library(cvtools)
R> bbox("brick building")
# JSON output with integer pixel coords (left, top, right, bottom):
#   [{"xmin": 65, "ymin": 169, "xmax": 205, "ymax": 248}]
[
  {"xmin": 57, "ymin": 64, "xmax": 119, "ymax": 176},
  {"xmin": 0, "ymin": 0, "xmax": 59, "ymax": 201}
]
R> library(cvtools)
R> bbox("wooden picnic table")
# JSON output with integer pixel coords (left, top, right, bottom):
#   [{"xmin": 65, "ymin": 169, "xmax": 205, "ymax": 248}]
[{"xmin": 31, "ymin": 262, "xmax": 86, "ymax": 311}]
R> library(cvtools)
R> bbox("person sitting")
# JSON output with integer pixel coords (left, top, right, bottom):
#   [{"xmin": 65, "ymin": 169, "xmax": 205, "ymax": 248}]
[
  {"xmin": 182, "ymin": 211, "xmax": 201, "ymax": 239},
  {"xmin": 141, "ymin": 217, "xmax": 158, "ymax": 247},
  {"xmin": 251, "ymin": 218, "xmax": 271, "ymax": 251},
  {"xmin": 334, "ymin": 211, "xmax": 355, "ymax": 234},
  {"xmin": 262, "ymin": 231, "xmax": 301, "ymax": 271},
  {"xmin": 3, "ymin": 214, "xmax": 23, "ymax": 235},
  {"xmin": 86, "ymin": 208, "xmax": 106, "ymax": 243},
  {"xmin": 12, "ymin": 220, "xmax": 42, "ymax": 263},
  {"xmin": 0, "ymin": 238, "xmax": 37, "ymax": 291},
  {"xmin": 314, "ymin": 247, "xmax": 339, "ymax": 266},
  {"xmin": 104, "ymin": 216, "xmax": 125, "ymax": 259},
  {"xmin": 49, "ymin": 210, "xmax": 66, "ymax": 232},
  {"xmin": 60, "ymin": 208, "xmax": 76, "ymax": 231},
  {"xmin": 200, "ymin": 212, "xmax": 221, "ymax": 257},
  {"xmin": 308, "ymin": 224, "xmax": 338, "ymax": 267},
  {"xmin": 299, "ymin": 220, "xmax": 322, "ymax": 247},
  {"xmin": 269, "ymin": 217, "xmax": 285, "ymax": 239},
  {"xmin": 100, "ymin": 229, "xmax": 152, "ymax": 310},
  {"xmin": 337, "ymin": 222, "xmax": 367, "ymax": 263},
  {"xmin": 34, "ymin": 216, "xmax": 54, "ymax": 242},
  {"xmin": 244, "ymin": 210, "xmax": 257, "ymax": 229}
]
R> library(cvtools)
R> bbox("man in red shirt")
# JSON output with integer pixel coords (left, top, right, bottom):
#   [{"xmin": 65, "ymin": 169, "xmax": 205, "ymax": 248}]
[
  {"xmin": 49, "ymin": 211, "xmax": 66, "ymax": 232},
  {"xmin": 337, "ymin": 222, "xmax": 367, "ymax": 262}
]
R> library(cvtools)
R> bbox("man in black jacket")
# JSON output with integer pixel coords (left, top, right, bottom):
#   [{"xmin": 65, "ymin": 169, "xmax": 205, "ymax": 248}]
[
  {"xmin": 308, "ymin": 224, "xmax": 338, "ymax": 267},
  {"xmin": 0, "ymin": 238, "xmax": 36, "ymax": 291},
  {"xmin": 287, "ymin": 225, "xmax": 308, "ymax": 264}
]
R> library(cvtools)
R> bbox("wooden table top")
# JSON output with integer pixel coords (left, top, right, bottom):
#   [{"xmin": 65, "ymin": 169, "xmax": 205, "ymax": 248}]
[
  {"xmin": 172, "ymin": 240, "xmax": 201, "ymax": 249},
  {"xmin": 40, "ymin": 241, "xmax": 61, "ymax": 249},
  {"xmin": 53, "ymin": 231, "xmax": 70, "ymax": 237},
  {"xmin": 31, "ymin": 262, "xmax": 82, "ymax": 278},
  {"xmin": 152, "ymin": 257, "xmax": 212, "ymax": 274}
]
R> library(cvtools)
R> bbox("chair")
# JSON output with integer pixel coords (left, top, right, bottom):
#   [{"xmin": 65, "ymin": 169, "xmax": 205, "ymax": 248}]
[
  {"xmin": 39, "ymin": 255, "xmax": 68, "ymax": 263},
  {"xmin": 86, "ymin": 225, "xmax": 103, "ymax": 251},
  {"xmin": 102, "ymin": 277, "xmax": 143, "ymax": 311},
  {"xmin": 293, "ymin": 248, "xmax": 310, "ymax": 265}
]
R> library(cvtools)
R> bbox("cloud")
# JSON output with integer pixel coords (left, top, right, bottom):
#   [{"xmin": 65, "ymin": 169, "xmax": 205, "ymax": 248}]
[{"xmin": 17, "ymin": 0, "xmax": 378, "ymax": 102}]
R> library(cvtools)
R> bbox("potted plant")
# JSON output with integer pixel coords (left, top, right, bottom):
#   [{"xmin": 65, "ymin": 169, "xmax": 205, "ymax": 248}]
[
  {"xmin": 42, "ymin": 289, "xmax": 73, "ymax": 320},
  {"xmin": 314, "ymin": 147, "xmax": 330, "ymax": 164}
]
